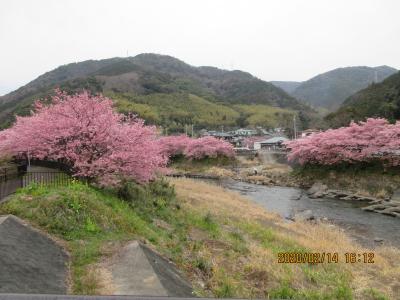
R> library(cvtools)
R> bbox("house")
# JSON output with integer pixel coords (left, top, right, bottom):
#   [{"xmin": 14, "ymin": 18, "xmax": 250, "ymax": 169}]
[
  {"xmin": 202, "ymin": 130, "xmax": 235, "ymax": 142},
  {"xmin": 253, "ymin": 136, "xmax": 289, "ymax": 151},
  {"xmin": 241, "ymin": 136, "xmax": 270, "ymax": 149},
  {"xmin": 210, "ymin": 132, "xmax": 234, "ymax": 141},
  {"xmin": 301, "ymin": 129, "xmax": 320, "ymax": 138},
  {"xmin": 234, "ymin": 128, "xmax": 258, "ymax": 136}
]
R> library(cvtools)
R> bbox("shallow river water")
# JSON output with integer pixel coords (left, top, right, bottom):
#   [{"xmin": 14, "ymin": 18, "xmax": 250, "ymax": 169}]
[{"xmin": 218, "ymin": 179, "xmax": 400, "ymax": 248}]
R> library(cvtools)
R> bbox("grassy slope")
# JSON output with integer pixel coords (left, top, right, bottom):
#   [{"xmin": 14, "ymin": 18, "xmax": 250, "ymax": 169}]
[{"xmin": 0, "ymin": 179, "xmax": 398, "ymax": 299}]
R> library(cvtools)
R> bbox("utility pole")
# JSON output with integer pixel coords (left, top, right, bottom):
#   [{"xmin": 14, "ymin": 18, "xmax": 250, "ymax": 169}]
[
  {"xmin": 185, "ymin": 124, "xmax": 187, "ymax": 135},
  {"xmin": 191, "ymin": 124, "xmax": 194, "ymax": 137},
  {"xmin": 293, "ymin": 115, "xmax": 297, "ymax": 140}
]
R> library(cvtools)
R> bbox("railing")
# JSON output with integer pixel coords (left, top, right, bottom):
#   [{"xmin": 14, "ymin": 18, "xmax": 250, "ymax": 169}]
[
  {"xmin": 0, "ymin": 164, "xmax": 72, "ymax": 202},
  {"xmin": 0, "ymin": 166, "xmax": 25, "ymax": 201},
  {"xmin": 22, "ymin": 171, "xmax": 72, "ymax": 188}
]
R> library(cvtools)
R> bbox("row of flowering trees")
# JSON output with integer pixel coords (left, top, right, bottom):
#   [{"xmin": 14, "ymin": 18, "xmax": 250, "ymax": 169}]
[
  {"xmin": 0, "ymin": 90, "xmax": 234, "ymax": 185},
  {"xmin": 286, "ymin": 118, "xmax": 400, "ymax": 166},
  {"xmin": 159, "ymin": 135, "xmax": 234, "ymax": 160}
]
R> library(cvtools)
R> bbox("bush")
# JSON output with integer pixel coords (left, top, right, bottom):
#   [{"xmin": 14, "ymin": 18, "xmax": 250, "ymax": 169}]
[{"xmin": 117, "ymin": 178, "xmax": 177, "ymax": 221}]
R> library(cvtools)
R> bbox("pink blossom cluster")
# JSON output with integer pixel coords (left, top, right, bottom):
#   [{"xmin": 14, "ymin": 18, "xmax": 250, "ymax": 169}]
[
  {"xmin": 286, "ymin": 118, "xmax": 400, "ymax": 166},
  {"xmin": 159, "ymin": 135, "xmax": 235, "ymax": 160},
  {"xmin": 0, "ymin": 90, "xmax": 167, "ymax": 185},
  {"xmin": 158, "ymin": 135, "xmax": 191, "ymax": 158}
]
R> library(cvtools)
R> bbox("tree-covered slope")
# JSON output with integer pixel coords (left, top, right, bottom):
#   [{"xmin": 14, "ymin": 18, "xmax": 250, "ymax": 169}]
[
  {"xmin": 325, "ymin": 71, "xmax": 400, "ymax": 127},
  {"xmin": 0, "ymin": 53, "xmax": 316, "ymax": 130},
  {"xmin": 291, "ymin": 66, "xmax": 397, "ymax": 110}
]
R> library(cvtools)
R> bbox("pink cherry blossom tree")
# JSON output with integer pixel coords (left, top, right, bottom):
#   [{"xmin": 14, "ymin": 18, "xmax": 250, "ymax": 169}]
[
  {"xmin": 158, "ymin": 135, "xmax": 192, "ymax": 158},
  {"xmin": 183, "ymin": 136, "xmax": 235, "ymax": 160},
  {"xmin": 286, "ymin": 118, "xmax": 400, "ymax": 166},
  {"xmin": 0, "ymin": 90, "xmax": 167, "ymax": 185},
  {"xmin": 159, "ymin": 135, "xmax": 234, "ymax": 160}
]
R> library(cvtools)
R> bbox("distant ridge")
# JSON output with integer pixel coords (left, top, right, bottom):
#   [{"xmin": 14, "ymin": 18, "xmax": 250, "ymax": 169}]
[
  {"xmin": 272, "ymin": 66, "xmax": 397, "ymax": 110},
  {"xmin": 326, "ymin": 70, "xmax": 400, "ymax": 127}
]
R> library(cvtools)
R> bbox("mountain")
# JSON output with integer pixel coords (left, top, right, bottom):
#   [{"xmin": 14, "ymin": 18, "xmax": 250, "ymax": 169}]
[
  {"xmin": 278, "ymin": 66, "xmax": 397, "ymax": 110},
  {"xmin": 0, "ymin": 53, "xmax": 318, "ymax": 131},
  {"xmin": 270, "ymin": 81, "xmax": 301, "ymax": 94},
  {"xmin": 325, "ymin": 71, "xmax": 400, "ymax": 127}
]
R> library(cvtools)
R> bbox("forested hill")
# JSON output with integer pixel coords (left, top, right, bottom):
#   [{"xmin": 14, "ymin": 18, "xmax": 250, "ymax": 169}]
[
  {"xmin": 270, "ymin": 81, "xmax": 301, "ymax": 94},
  {"xmin": 325, "ymin": 71, "xmax": 400, "ymax": 127},
  {"xmin": 273, "ymin": 66, "xmax": 397, "ymax": 110},
  {"xmin": 0, "ymin": 53, "xmax": 317, "ymax": 131}
]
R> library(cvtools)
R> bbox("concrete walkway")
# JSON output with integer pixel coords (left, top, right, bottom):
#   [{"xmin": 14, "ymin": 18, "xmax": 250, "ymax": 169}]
[
  {"xmin": 106, "ymin": 241, "xmax": 193, "ymax": 297},
  {"xmin": 0, "ymin": 215, "xmax": 68, "ymax": 294}
]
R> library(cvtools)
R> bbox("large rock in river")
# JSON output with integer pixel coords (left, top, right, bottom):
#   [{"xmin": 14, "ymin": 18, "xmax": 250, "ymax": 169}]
[{"xmin": 307, "ymin": 182, "xmax": 328, "ymax": 198}]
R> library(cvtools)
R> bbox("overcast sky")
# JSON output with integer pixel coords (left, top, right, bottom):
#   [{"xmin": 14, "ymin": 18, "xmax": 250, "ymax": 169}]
[{"xmin": 1, "ymin": 0, "xmax": 400, "ymax": 95}]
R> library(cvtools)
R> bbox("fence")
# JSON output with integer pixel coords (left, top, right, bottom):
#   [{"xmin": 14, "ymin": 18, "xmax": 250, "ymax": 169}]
[
  {"xmin": 22, "ymin": 171, "xmax": 72, "ymax": 188},
  {"xmin": 0, "ymin": 166, "xmax": 24, "ymax": 201},
  {"xmin": 0, "ymin": 164, "xmax": 72, "ymax": 201}
]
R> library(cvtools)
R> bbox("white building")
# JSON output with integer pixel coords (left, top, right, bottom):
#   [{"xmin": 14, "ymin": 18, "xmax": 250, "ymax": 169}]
[
  {"xmin": 253, "ymin": 137, "xmax": 289, "ymax": 150},
  {"xmin": 234, "ymin": 128, "xmax": 258, "ymax": 136}
]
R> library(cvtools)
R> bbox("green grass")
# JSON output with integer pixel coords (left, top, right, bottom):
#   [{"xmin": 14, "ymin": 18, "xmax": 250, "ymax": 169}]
[
  {"xmin": 0, "ymin": 179, "xmax": 233, "ymax": 295},
  {"xmin": 362, "ymin": 288, "xmax": 389, "ymax": 300},
  {"xmin": 0, "ymin": 180, "xmax": 161, "ymax": 294},
  {"xmin": 0, "ymin": 178, "xmax": 388, "ymax": 299}
]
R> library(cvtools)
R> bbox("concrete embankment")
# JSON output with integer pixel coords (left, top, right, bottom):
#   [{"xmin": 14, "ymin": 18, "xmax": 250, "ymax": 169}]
[
  {"xmin": 0, "ymin": 215, "xmax": 68, "ymax": 294},
  {"xmin": 97, "ymin": 241, "xmax": 193, "ymax": 297}
]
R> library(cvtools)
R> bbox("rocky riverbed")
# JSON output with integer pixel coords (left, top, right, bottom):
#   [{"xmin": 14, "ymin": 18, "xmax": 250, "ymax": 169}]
[{"xmin": 307, "ymin": 182, "xmax": 400, "ymax": 218}]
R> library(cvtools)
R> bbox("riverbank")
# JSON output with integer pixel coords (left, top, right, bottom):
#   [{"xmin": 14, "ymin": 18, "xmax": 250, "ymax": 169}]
[
  {"xmin": 170, "ymin": 156, "xmax": 302, "ymax": 187},
  {"xmin": 172, "ymin": 156, "xmax": 400, "ymax": 200},
  {"xmin": 1, "ymin": 178, "xmax": 399, "ymax": 299}
]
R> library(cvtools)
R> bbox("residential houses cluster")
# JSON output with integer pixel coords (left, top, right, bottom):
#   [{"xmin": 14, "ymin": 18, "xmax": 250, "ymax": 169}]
[
  {"xmin": 200, "ymin": 127, "xmax": 320, "ymax": 153},
  {"xmin": 200, "ymin": 127, "xmax": 288, "ymax": 152}
]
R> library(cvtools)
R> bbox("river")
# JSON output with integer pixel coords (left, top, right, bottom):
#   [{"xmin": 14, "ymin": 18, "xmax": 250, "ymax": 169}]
[{"xmin": 219, "ymin": 179, "xmax": 400, "ymax": 248}]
